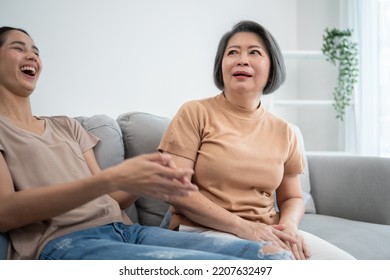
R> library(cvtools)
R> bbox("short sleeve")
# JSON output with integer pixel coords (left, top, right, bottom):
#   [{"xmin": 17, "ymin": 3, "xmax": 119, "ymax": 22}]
[
  {"xmin": 158, "ymin": 101, "xmax": 205, "ymax": 161},
  {"xmin": 69, "ymin": 117, "xmax": 99, "ymax": 153}
]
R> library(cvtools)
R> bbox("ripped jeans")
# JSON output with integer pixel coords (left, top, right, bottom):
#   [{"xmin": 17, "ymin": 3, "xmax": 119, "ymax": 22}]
[{"xmin": 39, "ymin": 223, "xmax": 291, "ymax": 260}]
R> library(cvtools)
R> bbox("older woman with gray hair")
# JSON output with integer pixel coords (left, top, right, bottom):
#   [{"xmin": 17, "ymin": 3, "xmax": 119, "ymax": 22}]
[{"xmin": 159, "ymin": 20, "xmax": 355, "ymax": 260}]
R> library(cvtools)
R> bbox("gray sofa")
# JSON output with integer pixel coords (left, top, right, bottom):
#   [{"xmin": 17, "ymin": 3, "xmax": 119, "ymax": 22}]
[{"xmin": 1, "ymin": 112, "xmax": 389, "ymax": 260}]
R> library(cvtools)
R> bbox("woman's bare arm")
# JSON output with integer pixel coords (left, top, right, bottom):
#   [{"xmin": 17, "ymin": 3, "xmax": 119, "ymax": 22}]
[
  {"xmin": 83, "ymin": 149, "xmax": 138, "ymax": 210},
  {"xmin": 0, "ymin": 151, "xmax": 197, "ymax": 232}
]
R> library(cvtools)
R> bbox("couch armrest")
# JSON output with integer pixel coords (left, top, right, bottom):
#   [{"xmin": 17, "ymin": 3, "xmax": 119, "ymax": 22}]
[{"xmin": 307, "ymin": 155, "xmax": 390, "ymax": 225}]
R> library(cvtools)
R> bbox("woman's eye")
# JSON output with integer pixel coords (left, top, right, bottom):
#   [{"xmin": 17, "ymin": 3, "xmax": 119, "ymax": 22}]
[
  {"xmin": 250, "ymin": 50, "xmax": 261, "ymax": 55},
  {"xmin": 227, "ymin": 50, "xmax": 237, "ymax": 55}
]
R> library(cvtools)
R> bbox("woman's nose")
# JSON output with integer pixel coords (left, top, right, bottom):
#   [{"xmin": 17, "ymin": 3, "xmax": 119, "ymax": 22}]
[
  {"xmin": 26, "ymin": 51, "xmax": 38, "ymax": 62},
  {"xmin": 237, "ymin": 54, "xmax": 249, "ymax": 65},
  {"xmin": 27, "ymin": 55, "xmax": 37, "ymax": 62}
]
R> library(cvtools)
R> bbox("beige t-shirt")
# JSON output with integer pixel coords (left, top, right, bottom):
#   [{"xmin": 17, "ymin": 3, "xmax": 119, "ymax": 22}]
[
  {"xmin": 158, "ymin": 93, "xmax": 304, "ymax": 229},
  {"xmin": 0, "ymin": 115, "xmax": 131, "ymax": 259}
]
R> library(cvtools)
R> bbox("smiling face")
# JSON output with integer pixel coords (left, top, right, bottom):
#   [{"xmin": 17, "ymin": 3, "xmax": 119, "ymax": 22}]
[
  {"xmin": 0, "ymin": 30, "xmax": 42, "ymax": 97},
  {"xmin": 222, "ymin": 32, "xmax": 271, "ymax": 99}
]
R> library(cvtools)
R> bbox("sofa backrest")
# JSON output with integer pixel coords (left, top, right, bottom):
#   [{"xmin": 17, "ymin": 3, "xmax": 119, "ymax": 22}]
[
  {"xmin": 76, "ymin": 113, "xmax": 316, "ymax": 228},
  {"xmin": 76, "ymin": 114, "xmax": 140, "ymax": 224},
  {"xmin": 75, "ymin": 114, "xmax": 125, "ymax": 169},
  {"xmin": 117, "ymin": 112, "xmax": 172, "ymax": 226}
]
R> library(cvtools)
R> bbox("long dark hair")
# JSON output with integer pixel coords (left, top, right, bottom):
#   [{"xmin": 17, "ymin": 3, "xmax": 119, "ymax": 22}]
[{"xmin": 0, "ymin": 26, "xmax": 30, "ymax": 47}]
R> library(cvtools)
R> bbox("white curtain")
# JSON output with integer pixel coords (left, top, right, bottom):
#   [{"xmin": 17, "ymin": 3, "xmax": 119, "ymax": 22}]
[
  {"xmin": 378, "ymin": 0, "xmax": 390, "ymax": 157},
  {"xmin": 352, "ymin": 0, "xmax": 380, "ymax": 156},
  {"xmin": 339, "ymin": 0, "xmax": 359, "ymax": 154},
  {"xmin": 349, "ymin": 0, "xmax": 390, "ymax": 157}
]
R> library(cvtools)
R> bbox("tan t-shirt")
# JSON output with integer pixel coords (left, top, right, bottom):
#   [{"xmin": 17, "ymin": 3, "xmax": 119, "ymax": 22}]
[
  {"xmin": 0, "ymin": 115, "xmax": 131, "ymax": 259},
  {"xmin": 158, "ymin": 93, "xmax": 304, "ymax": 229}
]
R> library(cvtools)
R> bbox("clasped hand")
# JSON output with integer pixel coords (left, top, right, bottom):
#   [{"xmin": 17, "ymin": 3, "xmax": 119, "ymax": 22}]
[
  {"xmin": 108, "ymin": 153, "xmax": 198, "ymax": 201},
  {"xmin": 238, "ymin": 220, "xmax": 310, "ymax": 260}
]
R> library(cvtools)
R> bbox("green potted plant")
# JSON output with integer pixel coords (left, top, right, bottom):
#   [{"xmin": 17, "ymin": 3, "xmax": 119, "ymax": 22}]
[{"xmin": 321, "ymin": 28, "xmax": 359, "ymax": 121}]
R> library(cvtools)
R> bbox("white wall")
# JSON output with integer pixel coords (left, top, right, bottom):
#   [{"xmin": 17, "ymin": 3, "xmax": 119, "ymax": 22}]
[
  {"xmin": 297, "ymin": 0, "xmax": 341, "ymax": 151},
  {"xmin": 0, "ymin": 0, "xmax": 298, "ymax": 119},
  {"xmin": 1, "ymin": 0, "xmax": 344, "ymax": 152}
]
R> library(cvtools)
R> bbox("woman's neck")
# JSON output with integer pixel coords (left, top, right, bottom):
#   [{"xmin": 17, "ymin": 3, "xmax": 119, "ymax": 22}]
[
  {"xmin": 223, "ymin": 90, "xmax": 261, "ymax": 110},
  {"xmin": 0, "ymin": 92, "xmax": 34, "ymax": 123}
]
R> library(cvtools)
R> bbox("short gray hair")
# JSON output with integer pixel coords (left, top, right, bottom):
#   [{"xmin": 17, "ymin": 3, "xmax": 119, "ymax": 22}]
[{"xmin": 213, "ymin": 20, "xmax": 286, "ymax": 95}]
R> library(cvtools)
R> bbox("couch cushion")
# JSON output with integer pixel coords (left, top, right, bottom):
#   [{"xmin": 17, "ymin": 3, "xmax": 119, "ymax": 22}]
[
  {"xmin": 75, "ymin": 114, "xmax": 140, "ymax": 223},
  {"xmin": 117, "ymin": 112, "xmax": 171, "ymax": 157},
  {"xmin": 75, "ymin": 114, "xmax": 125, "ymax": 169},
  {"xmin": 300, "ymin": 214, "xmax": 390, "ymax": 260},
  {"xmin": 117, "ymin": 112, "xmax": 171, "ymax": 226}
]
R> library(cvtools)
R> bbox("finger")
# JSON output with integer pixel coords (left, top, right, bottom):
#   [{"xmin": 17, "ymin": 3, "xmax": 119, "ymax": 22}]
[
  {"xmin": 269, "ymin": 235, "xmax": 290, "ymax": 251},
  {"xmin": 172, "ymin": 172, "xmax": 193, "ymax": 184},
  {"xmin": 144, "ymin": 153, "xmax": 174, "ymax": 167},
  {"xmin": 290, "ymin": 243, "xmax": 302, "ymax": 260},
  {"xmin": 171, "ymin": 178, "xmax": 198, "ymax": 191},
  {"xmin": 158, "ymin": 176, "xmax": 198, "ymax": 192},
  {"xmin": 167, "ymin": 159, "xmax": 177, "ymax": 169},
  {"xmin": 285, "ymin": 241, "xmax": 297, "ymax": 260},
  {"xmin": 184, "ymin": 177, "xmax": 193, "ymax": 186},
  {"xmin": 272, "ymin": 228, "xmax": 297, "ymax": 244},
  {"xmin": 299, "ymin": 247, "xmax": 306, "ymax": 260},
  {"xmin": 159, "ymin": 167, "xmax": 194, "ymax": 180},
  {"xmin": 302, "ymin": 241, "xmax": 311, "ymax": 259},
  {"xmin": 294, "ymin": 238, "xmax": 308, "ymax": 260},
  {"xmin": 256, "ymin": 227, "xmax": 290, "ymax": 251},
  {"xmin": 142, "ymin": 152, "xmax": 167, "ymax": 161},
  {"xmin": 285, "ymin": 240, "xmax": 292, "ymax": 251},
  {"xmin": 272, "ymin": 224, "xmax": 286, "ymax": 231}
]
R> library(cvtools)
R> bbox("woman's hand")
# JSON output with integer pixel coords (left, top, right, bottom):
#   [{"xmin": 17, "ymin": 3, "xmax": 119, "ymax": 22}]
[
  {"xmin": 281, "ymin": 224, "xmax": 310, "ymax": 260},
  {"xmin": 236, "ymin": 219, "xmax": 297, "ymax": 251},
  {"xmin": 106, "ymin": 153, "xmax": 198, "ymax": 201},
  {"xmin": 276, "ymin": 173, "xmax": 308, "ymax": 259}
]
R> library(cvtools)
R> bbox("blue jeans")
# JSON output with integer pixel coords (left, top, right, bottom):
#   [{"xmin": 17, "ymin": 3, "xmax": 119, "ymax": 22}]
[{"xmin": 39, "ymin": 223, "xmax": 291, "ymax": 260}]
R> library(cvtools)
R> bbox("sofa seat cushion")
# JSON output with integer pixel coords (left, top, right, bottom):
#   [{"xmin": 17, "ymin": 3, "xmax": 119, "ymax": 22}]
[{"xmin": 300, "ymin": 214, "xmax": 390, "ymax": 260}]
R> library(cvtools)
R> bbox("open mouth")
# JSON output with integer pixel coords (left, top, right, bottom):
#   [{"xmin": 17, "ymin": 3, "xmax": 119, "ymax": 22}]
[
  {"xmin": 233, "ymin": 71, "xmax": 252, "ymax": 78},
  {"xmin": 20, "ymin": 66, "xmax": 37, "ymax": 77}
]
